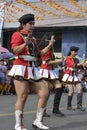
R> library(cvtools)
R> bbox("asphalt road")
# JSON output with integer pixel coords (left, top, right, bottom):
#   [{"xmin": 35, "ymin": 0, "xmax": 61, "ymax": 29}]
[{"xmin": 0, "ymin": 92, "xmax": 87, "ymax": 130}]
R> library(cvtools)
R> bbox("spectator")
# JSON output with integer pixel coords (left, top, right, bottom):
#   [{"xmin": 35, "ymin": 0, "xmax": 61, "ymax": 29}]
[{"xmin": 0, "ymin": 59, "xmax": 7, "ymax": 95}]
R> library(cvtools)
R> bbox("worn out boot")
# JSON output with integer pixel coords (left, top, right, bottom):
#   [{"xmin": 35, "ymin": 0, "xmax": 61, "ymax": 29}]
[
  {"xmin": 52, "ymin": 88, "xmax": 64, "ymax": 117},
  {"xmin": 14, "ymin": 110, "xmax": 27, "ymax": 130},
  {"xmin": 32, "ymin": 108, "xmax": 49, "ymax": 129},
  {"xmin": 77, "ymin": 93, "xmax": 85, "ymax": 111}
]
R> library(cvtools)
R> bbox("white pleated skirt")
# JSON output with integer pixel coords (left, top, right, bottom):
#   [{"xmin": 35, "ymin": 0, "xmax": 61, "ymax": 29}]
[
  {"xmin": 62, "ymin": 73, "xmax": 81, "ymax": 83},
  {"xmin": 8, "ymin": 65, "xmax": 42, "ymax": 80},
  {"xmin": 39, "ymin": 68, "xmax": 58, "ymax": 80}
]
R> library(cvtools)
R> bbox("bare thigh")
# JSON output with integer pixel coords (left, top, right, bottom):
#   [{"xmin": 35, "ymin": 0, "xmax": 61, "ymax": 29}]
[
  {"xmin": 29, "ymin": 80, "xmax": 49, "ymax": 96},
  {"xmin": 51, "ymin": 80, "xmax": 62, "ymax": 88},
  {"xmin": 67, "ymin": 84, "xmax": 74, "ymax": 95},
  {"xmin": 76, "ymin": 83, "xmax": 82, "ymax": 93},
  {"xmin": 14, "ymin": 79, "xmax": 30, "ymax": 96}
]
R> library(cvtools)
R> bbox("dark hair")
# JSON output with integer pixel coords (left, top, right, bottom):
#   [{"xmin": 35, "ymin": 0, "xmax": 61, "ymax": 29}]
[
  {"xmin": 38, "ymin": 32, "xmax": 54, "ymax": 50},
  {"xmin": 67, "ymin": 48, "xmax": 78, "ymax": 56},
  {"xmin": 17, "ymin": 24, "xmax": 23, "ymax": 32},
  {"xmin": 67, "ymin": 51, "xmax": 71, "ymax": 56}
]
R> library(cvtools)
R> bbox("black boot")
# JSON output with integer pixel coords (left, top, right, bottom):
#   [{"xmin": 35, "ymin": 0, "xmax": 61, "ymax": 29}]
[
  {"xmin": 77, "ymin": 93, "xmax": 85, "ymax": 111},
  {"xmin": 67, "ymin": 95, "xmax": 74, "ymax": 110},
  {"xmin": 52, "ymin": 88, "xmax": 64, "ymax": 117}
]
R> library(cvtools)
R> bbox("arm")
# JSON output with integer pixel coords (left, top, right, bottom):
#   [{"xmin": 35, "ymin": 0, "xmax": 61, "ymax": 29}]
[
  {"xmin": 11, "ymin": 32, "xmax": 29, "ymax": 55},
  {"xmin": 13, "ymin": 43, "xmax": 27, "ymax": 55},
  {"xmin": 39, "ymin": 35, "xmax": 55, "ymax": 56},
  {"xmin": 83, "ymin": 60, "xmax": 87, "ymax": 67},
  {"xmin": 77, "ymin": 60, "xmax": 87, "ymax": 67},
  {"xmin": 46, "ymin": 59, "xmax": 62, "ymax": 65}
]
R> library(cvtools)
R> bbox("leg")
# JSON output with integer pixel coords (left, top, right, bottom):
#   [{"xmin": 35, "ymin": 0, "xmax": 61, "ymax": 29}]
[
  {"xmin": 6, "ymin": 84, "xmax": 11, "ymax": 95},
  {"xmin": 1, "ymin": 78, "xmax": 6, "ymax": 95},
  {"xmin": 43, "ymin": 80, "xmax": 54, "ymax": 117},
  {"xmin": 52, "ymin": 80, "xmax": 64, "ymax": 116},
  {"xmin": 67, "ymin": 84, "xmax": 74, "ymax": 110},
  {"xmin": 14, "ymin": 79, "xmax": 29, "ymax": 130},
  {"xmin": 0, "ymin": 83, "xmax": 3, "ymax": 95},
  {"xmin": 30, "ymin": 80, "xmax": 49, "ymax": 129},
  {"xmin": 1, "ymin": 83, "xmax": 6, "ymax": 95},
  {"xmin": 43, "ymin": 107, "xmax": 50, "ymax": 117},
  {"xmin": 76, "ymin": 83, "xmax": 85, "ymax": 111}
]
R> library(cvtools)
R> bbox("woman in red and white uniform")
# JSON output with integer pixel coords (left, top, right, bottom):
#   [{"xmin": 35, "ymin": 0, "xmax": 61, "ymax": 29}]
[
  {"xmin": 39, "ymin": 40, "xmax": 64, "ymax": 117},
  {"xmin": 8, "ymin": 14, "xmax": 54, "ymax": 130},
  {"xmin": 62, "ymin": 46, "xmax": 85, "ymax": 111}
]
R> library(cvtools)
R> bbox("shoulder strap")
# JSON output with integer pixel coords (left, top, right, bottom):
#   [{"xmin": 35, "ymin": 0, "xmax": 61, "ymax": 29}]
[{"xmin": 17, "ymin": 32, "xmax": 26, "ymax": 42}]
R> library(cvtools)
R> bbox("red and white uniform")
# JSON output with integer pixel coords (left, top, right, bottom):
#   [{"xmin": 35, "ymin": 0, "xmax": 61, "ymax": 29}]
[
  {"xmin": 8, "ymin": 30, "xmax": 42, "ymax": 80},
  {"xmin": 62, "ymin": 56, "xmax": 81, "ymax": 83},
  {"xmin": 40, "ymin": 50, "xmax": 58, "ymax": 79}
]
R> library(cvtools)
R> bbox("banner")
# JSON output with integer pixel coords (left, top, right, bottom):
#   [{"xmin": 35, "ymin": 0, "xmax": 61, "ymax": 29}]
[
  {"xmin": 0, "ymin": 3, "xmax": 4, "ymax": 39},
  {"xmin": 41, "ymin": 0, "xmax": 83, "ymax": 18}
]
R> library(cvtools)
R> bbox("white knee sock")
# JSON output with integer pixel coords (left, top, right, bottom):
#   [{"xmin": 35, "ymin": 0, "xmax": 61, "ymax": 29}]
[
  {"xmin": 15, "ymin": 110, "xmax": 23, "ymax": 128},
  {"xmin": 37, "ymin": 108, "xmax": 45, "ymax": 122}
]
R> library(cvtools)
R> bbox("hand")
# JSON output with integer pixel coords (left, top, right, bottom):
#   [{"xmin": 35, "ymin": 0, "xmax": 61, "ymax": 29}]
[
  {"xmin": 35, "ymin": 57, "xmax": 42, "ymax": 67},
  {"xmin": 62, "ymin": 53, "xmax": 65, "ymax": 61},
  {"xmin": 25, "ymin": 32, "xmax": 32, "ymax": 45},
  {"xmin": 50, "ymin": 35, "xmax": 55, "ymax": 43},
  {"xmin": 83, "ymin": 60, "xmax": 87, "ymax": 67},
  {"xmin": 49, "ymin": 35, "xmax": 55, "ymax": 46},
  {"xmin": 84, "ymin": 59, "xmax": 87, "ymax": 63}
]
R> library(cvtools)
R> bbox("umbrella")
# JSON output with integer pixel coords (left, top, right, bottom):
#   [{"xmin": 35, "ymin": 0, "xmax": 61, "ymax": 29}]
[
  {"xmin": 2, "ymin": 52, "xmax": 14, "ymax": 59},
  {"xmin": 0, "ymin": 46, "xmax": 9, "ymax": 53},
  {"xmin": 0, "ymin": 52, "xmax": 14, "ymax": 60}
]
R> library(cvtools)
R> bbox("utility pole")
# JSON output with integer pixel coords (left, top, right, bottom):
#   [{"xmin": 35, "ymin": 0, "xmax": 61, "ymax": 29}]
[{"xmin": 0, "ymin": 2, "xmax": 5, "ymax": 46}]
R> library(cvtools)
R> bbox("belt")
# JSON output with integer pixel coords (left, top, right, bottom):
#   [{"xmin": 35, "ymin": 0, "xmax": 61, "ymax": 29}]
[
  {"xmin": 66, "ymin": 67, "xmax": 73, "ymax": 71},
  {"xmin": 42, "ymin": 61, "xmax": 46, "ymax": 64},
  {"xmin": 17, "ymin": 55, "xmax": 36, "ymax": 61}
]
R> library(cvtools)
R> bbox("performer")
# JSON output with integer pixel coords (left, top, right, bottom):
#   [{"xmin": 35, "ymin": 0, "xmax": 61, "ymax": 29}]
[
  {"xmin": 62, "ymin": 46, "xmax": 85, "ymax": 111},
  {"xmin": 39, "ymin": 37, "xmax": 64, "ymax": 117},
  {"xmin": 8, "ymin": 14, "xmax": 54, "ymax": 130}
]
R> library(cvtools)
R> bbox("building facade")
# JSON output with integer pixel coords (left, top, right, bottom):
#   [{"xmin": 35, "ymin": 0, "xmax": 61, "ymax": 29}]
[{"xmin": 1, "ymin": 0, "xmax": 87, "ymax": 57}]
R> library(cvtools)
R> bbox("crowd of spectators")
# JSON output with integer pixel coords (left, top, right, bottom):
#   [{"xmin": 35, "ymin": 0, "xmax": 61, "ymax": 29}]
[{"xmin": 0, "ymin": 58, "xmax": 16, "ymax": 95}]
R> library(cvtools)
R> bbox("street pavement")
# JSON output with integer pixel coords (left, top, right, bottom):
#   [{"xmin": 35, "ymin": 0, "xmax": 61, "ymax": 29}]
[{"xmin": 0, "ymin": 92, "xmax": 87, "ymax": 130}]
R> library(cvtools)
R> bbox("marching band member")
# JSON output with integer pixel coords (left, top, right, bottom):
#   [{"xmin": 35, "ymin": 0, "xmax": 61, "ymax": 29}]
[
  {"xmin": 62, "ymin": 46, "xmax": 85, "ymax": 111},
  {"xmin": 8, "ymin": 14, "xmax": 54, "ymax": 130},
  {"xmin": 39, "ymin": 37, "xmax": 64, "ymax": 117}
]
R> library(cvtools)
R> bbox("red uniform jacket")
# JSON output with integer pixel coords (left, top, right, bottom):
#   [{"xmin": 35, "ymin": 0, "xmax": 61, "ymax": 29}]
[
  {"xmin": 41, "ymin": 50, "xmax": 53, "ymax": 70},
  {"xmin": 11, "ymin": 30, "xmax": 38, "ymax": 66},
  {"xmin": 65, "ymin": 56, "xmax": 75, "ymax": 75}
]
